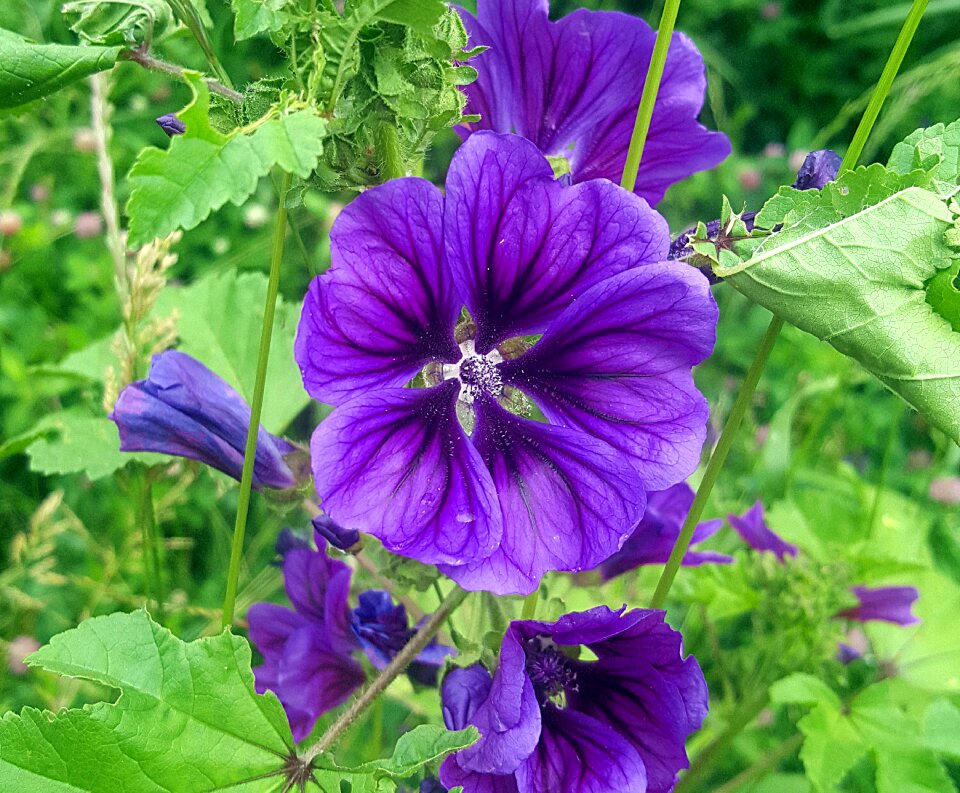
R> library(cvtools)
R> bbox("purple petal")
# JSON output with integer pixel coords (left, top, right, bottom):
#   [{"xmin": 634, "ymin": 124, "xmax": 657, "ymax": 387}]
[
  {"xmin": 282, "ymin": 546, "xmax": 357, "ymax": 654},
  {"xmin": 601, "ymin": 484, "xmax": 731, "ymax": 579},
  {"xmin": 515, "ymin": 605, "xmax": 636, "ymax": 648},
  {"xmin": 311, "ymin": 381, "xmax": 502, "ymax": 567},
  {"xmin": 248, "ymin": 602, "xmax": 303, "ymax": 668},
  {"xmin": 727, "ymin": 501, "xmax": 798, "ymax": 562},
  {"xmin": 443, "ymin": 132, "xmax": 668, "ymax": 353},
  {"xmin": 155, "ymin": 113, "xmax": 186, "ymax": 136},
  {"xmin": 455, "ymin": 627, "xmax": 541, "ymax": 775},
  {"xmin": 111, "ymin": 350, "xmax": 296, "ymax": 489},
  {"xmin": 351, "ymin": 590, "xmax": 412, "ymax": 669},
  {"xmin": 312, "ymin": 514, "xmax": 361, "ymax": 552},
  {"xmin": 501, "ymin": 265, "xmax": 716, "ymax": 491},
  {"xmin": 515, "ymin": 705, "xmax": 648, "ymax": 793},
  {"xmin": 441, "ymin": 397, "xmax": 645, "ymax": 595},
  {"xmin": 459, "ymin": 2, "xmax": 729, "ymax": 205},
  {"xmin": 442, "ymin": 665, "xmax": 494, "ymax": 731},
  {"xmin": 440, "ymin": 756, "xmax": 521, "ymax": 793},
  {"xmin": 792, "ymin": 150, "xmax": 842, "ymax": 191},
  {"xmin": 295, "ymin": 178, "xmax": 461, "ymax": 405},
  {"xmin": 836, "ymin": 586, "xmax": 920, "ymax": 627}
]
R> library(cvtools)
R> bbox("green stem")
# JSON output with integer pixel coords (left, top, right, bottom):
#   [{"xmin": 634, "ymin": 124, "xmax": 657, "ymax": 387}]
[
  {"xmin": 302, "ymin": 586, "xmax": 471, "ymax": 763},
  {"xmin": 376, "ymin": 123, "xmax": 406, "ymax": 182},
  {"xmin": 620, "ymin": 0, "xmax": 682, "ymax": 192},
  {"xmin": 649, "ymin": 0, "xmax": 929, "ymax": 610},
  {"xmin": 867, "ymin": 400, "xmax": 905, "ymax": 532},
  {"xmin": 711, "ymin": 732, "xmax": 804, "ymax": 793},
  {"xmin": 138, "ymin": 473, "xmax": 165, "ymax": 620},
  {"xmin": 839, "ymin": 0, "xmax": 929, "ymax": 173},
  {"xmin": 521, "ymin": 589, "xmax": 540, "ymax": 620},
  {"xmin": 221, "ymin": 171, "xmax": 292, "ymax": 629},
  {"xmin": 651, "ymin": 315, "xmax": 782, "ymax": 609}
]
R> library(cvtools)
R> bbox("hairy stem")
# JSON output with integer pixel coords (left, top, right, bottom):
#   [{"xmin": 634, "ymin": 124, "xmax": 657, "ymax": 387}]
[
  {"xmin": 221, "ymin": 171, "xmax": 293, "ymax": 629},
  {"xmin": 648, "ymin": 0, "xmax": 929, "ymax": 610},
  {"xmin": 620, "ymin": 0, "xmax": 682, "ymax": 192},
  {"xmin": 376, "ymin": 123, "xmax": 406, "ymax": 181},
  {"xmin": 302, "ymin": 586, "xmax": 471, "ymax": 763},
  {"xmin": 121, "ymin": 48, "xmax": 243, "ymax": 103},
  {"xmin": 162, "ymin": 0, "xmax": 234, "ymax": 88}
]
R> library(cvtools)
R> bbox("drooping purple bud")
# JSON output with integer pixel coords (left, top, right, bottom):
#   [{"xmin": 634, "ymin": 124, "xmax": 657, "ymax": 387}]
[
  {"xmin": 156, "ymin": 113, "xmax": 186, "ymax": 136},
  {"xmin": 110, "ymin": 350, "xmax": 297, "ymax": 489},
  {"xmin": 727, "ymin": 501, "xmax": 798, "ymax": 562},
  {"xmin": 836, "ymin": 586, "xmax": 920, "ymax": 626},
  {"xmin": 792, "ymin": 149, "xmax": 842, "ymax": 191},
  {"xmin": 312, "ymin": 514, "xmax": 361, "ymax": 552}
]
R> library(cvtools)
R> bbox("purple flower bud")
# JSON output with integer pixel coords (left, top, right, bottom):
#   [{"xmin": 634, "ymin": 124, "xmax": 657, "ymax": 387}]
[
  {"xmin": 156, "ymin": 113, "xmax": 186, "ymax": 136},
  {"xmin": 312, "ymin": 514, "xmax": 360, "ymax": 551},
  {"xmin": 110, "ymin": 350, "xmax": 297, "ymax": 489},
  {"xmin": 836, "ymin": 586, "xmax": 920, "ymax": 626},
  {"xmin": 792, "ymin": 149, "xmax": 842, "ymax": 191},
  {"xmin": 727, "ymin": 501, "xmax": 798, "ymax": 562}
]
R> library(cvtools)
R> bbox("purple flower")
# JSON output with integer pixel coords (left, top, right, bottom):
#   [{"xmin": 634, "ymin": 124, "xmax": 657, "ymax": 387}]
[
  {"xmin": 456, "ymin": 0, "xmax": 730, "ymax": 206},
  {"xmin": 600, "ymin": 483, "xmax": 731, "ymax": 579},
  {"xmin": 727, "ymin": 501, "xmax": 798, "ymax": 562},
  {"xmin": 111, "ymin": 350, "xmax": 297, "ymax": 489},
  {"xmin": 792, "ymin": 150, "xmax": 842, "ymax": 191},
  {"xmin": 312, "ymin": 514, "xmax": 361, "ymax": 551},
  {"xmin": 836, "ymin": 586, "xmax": 920, "ymax": 627},
  {"xmin": 440, "ymin": 607, "xmax": 708, "ymax": 793},
  {"xmin": 155, "ymin": 113, "xmax": 186, "ymax": 136},
  {"xmin": 248, "ymin": 539, "xmax": 454, "ymax": 740},
  {"xmin": 295, "ymin": 132, "xmax": 718, "ymax": 596}
]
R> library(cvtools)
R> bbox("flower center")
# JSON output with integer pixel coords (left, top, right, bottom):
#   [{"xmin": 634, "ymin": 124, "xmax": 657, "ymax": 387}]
[
  {"xmin": 525, "ymin": 638, "xmax": 578, "ymax": 707},
  {"xmin": 441, "ymin": 340, "xmax": 504, "ymax": 405}
]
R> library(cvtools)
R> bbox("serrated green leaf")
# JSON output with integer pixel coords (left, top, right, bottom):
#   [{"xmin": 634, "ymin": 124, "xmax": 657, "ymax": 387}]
[
  {"xmin": 0, "ymin": 28, "xmax": 120, "ymax": 109},
  {"xmin": 717, "ymin": 183, "xmax": 960, "ymax": 443},
  {"xmin": 888, "ymin": 119, "xmax": 960, "ymax": 197},
  {"xmin": 770, "ymin": 674, "xmax": 841, "ymax": 708},
  {"xmin": 231, "ymin": 0, "xmax": 290, "ymax": 40},
  {"xmin": 796, "ymin": 702, "xmax": 869, "ymax": 792},
  {"xmin": 154, "ymin": 269, "xmax": 311, "ymax": 433},
  {"xmin": 343, "ymin": 723, "xmax": 479, "ymax": 777},
  {"xmin": 126, "ymin": 72, "xmax": 326, "ymax": 246},
  {"xmin": 924, "ymin": 700, "xmax": 960, "ymax": 757},
  {"xmin": 874, "ymin": 749, "xmax": 957, "ymax": 793},
  {"xmin": 375, "ymin": 0, "xmax": 446, "ymax": 32},
  {"xmin": 62, "ymin": 0, "xmax": 173, "ymax": 46},
  {"xmin": 27, "ymin": 412, "xmax": 167, "ymax": 479}
]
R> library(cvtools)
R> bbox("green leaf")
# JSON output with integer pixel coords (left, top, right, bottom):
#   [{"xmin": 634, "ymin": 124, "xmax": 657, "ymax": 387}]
[
  {"xmin": 888, "ymin": 119, "xmax": 960, "ymax": 197},
  {"xmin": 125, "ymin": 72, "xmax": 326, "ymax": 246},
  {"xmin": 770, "ymin": 674, "xmax": 841, "ymax": 708},
  {"xmin": 924, "ymin": 700, "xmax": 960, "ymax": 757},
  {"xmin": 716, "ymin": 179, "xmax": 960, "ymax": 443},
  {"xmin": 340, "ymin": 723, "xmax": 479, "ymax": 777},
  {"xmin": 62, "ymin": 0, "xmax": 173, "ymax": 46},
  {"xmin": 796, "ymin": 701, "xmax": 869, "ymax": 792},
  {"xmin": 0, "ymin": 28, "xmax": 120, "ymax": 109},
  {"xmin": 153, "ymin": 269, "xmax": 311, "ymax": 433},
  {"xmin": 376, "ymin": 0, "xmax": 446, "ymax": 31},
  {"xmin": 231, "ymin": 0, "xmax": 291, "ymax": 41},
  {"xmin": 26, "ymin": 411, "xmax": 166, "ymax": 479}
]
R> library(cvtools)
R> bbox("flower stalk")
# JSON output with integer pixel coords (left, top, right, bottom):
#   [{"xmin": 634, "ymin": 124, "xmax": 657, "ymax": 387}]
[
  {"xmin": 221, "ymin": 170, "xmax": 293, "ymax": 629},
  {"xmin": 648, "ymin": 0, "xmax": 929, "ymax": 610}
]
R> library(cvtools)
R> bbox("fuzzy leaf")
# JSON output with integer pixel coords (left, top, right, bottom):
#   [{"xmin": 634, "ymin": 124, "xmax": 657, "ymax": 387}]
[
  {"xmin": 125, "ymin": 72, "xmax": 326, "ymax": 246},
  {"xmin": 62, "ymin": 0, "xmax": 173, "ymax": 45},
  {"xmin": 231, "ymin": 0, "xmax": 290, "ymax": 40},
  {"xmin": 0, "ymin": 28, "xmax": 120, "ymax": 109},
  {"xmin": 888, "ymin": 120, "xmax": 960, "ymax": 197}
]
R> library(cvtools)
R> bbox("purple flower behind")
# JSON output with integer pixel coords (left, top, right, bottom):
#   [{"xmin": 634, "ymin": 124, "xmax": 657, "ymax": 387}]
[
  {"xmin": 792, "ymin": 150, "xmax": 842, "ymax": 190},
  {"xmin": 836, "ymin": 586, "xmax": 920, "ymax": 627},
  {"xmin": 313, "ymin": 514, "xmax": 361, "ymax": 551},
  {"xmin": 156, "ymin": 113, "xmax": 186, "ymax": 136},
  {"xmin": 600, "ymin": 482, "xmax": 731, "ymax": 579},
  {"xmin": 111, "ymin": 350, "xmax": 296, "ymax": 489},
  {"xmin": 727, "ymin": 501, "xmax": 798, "ymax": 562},
  {"xmin": 296, "ymin": 131, "xmax": 718, "ymax": 596},
  {"xmin": 457, "ymin": 0, "xmax": 729, "ymax": 206},
  {"xmin": 440, "ymin": 606, "xmax": 707, "ymax": 793}
]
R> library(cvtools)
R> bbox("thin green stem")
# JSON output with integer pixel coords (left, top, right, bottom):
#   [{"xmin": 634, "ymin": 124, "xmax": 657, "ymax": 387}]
[
  {"xmin": 620, "ymin": 0, "xmax": 682, "ymax": 192},
  {"xmin": 221, "ymin": 171, "xmax": 293, "ymax": 629},
  {"xmin": 840, "ymin": 0, "xmax": 929, "ymax": 173},
  {"xmin": 302, "ymin": 586, "xmax": 471, "ymax": 763},
  {"xmin": 867, "ymin": 400, "xmax": 905, "ymax": 532},
  {"xmin": 711, "ymin": 732, "xmax": 804, "ymax": 793},
  {"xmin": 376, "ymin": 123, "xmax": 406, "ymax": 182},
  {"xmin": 138, "ymin": 473, "xmax": 165, "ymax": 620},
  {"xmin": 649, "ymin": 0, "xmax": 928, "ymax": 610},
  {"xmin": 651, "ymin": 315, "xmax": 782, "ymax": 609},
  {"xmin": 521, "ymin": 589, "xmax": 540, "ymax": 620}
]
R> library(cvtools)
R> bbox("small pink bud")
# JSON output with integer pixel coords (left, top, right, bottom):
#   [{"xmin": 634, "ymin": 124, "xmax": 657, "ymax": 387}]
[
  {"xmin": 763, "ymin": 142, "xmax": 786, "ymax": 158},
  {"xmin": 74, "ymin": 211, "xmax": 103, "ymax": 239},
  {"xmin": 761, "ymin": 2, "xmax": 782, "ymax": 19},
  {"xmin": 930, "ymin": 477, "xmax": 960, "ymax": 505},
  {"xmin": 29, "ymin": 183, "xmax": 50, "ymax": 203},
  {"xmin": 73, "ymin": 128, "xmax": 97, "ymax": 153},
  {"xmin": 738, "ymin": 169, "xmax": 762, "ymax": 191},
  {"xmin": 7, "ymin": 635, "xmax": 41, "ymax": 675},
  {"xmin": 0, "ymin": 210, "xmax": 23, "ymax": 236}
]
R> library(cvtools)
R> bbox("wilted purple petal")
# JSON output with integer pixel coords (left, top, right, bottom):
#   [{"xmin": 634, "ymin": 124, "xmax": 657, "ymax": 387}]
[
  {"xmin": 312, "ymin": 514, "xmax": 360, "ymax": 551},
  {"xmin": 440, "ymin": 396, "xmax": 644, "ymax": 595},
  {"xmin": 155, "ymin": 113, "xmax": 186, "ymax": 136},
  {"xmin": 443, "ymin": 132, "xmax": 669, "ymax": 353},
  {"xmin": 727, "ymin": 501, "xmax": 797, "ymax": 562},
  {"xmin": 792, "ymin": 150, "xmax": 842, "ymax": 191},
  {"xmin": 311, "ymin": 381, "xmax": 502, "ymax": 567},
  {"xmin": 600, "ymin": 483, "xmax": 731, "ymax": 579},
  {"xmin": 295, "ymin": 178, "xmax": 461, "ymax": 404},
  {"xmin": 111, "ymin": 350, "xmax": 296, "ymax": 489},
  {"xmin": 458, "ymin": 0, "xmax": 729, "ymax": 205},
  {"xmin": 837, "ymin": 586, "xmax": 920, "ymax": 626},
  {"xmin": 501, "ymin": 265, "xmax": 716, "ymax": 491}
]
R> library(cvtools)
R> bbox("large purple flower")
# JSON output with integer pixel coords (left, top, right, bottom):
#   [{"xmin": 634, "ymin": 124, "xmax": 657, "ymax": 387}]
[
  {"xmin": 111, "ymin": 350, "xmax": 296, "ymax": 489},
  {"xmin": 296, "ymin": 132, "xmax": 717, "ymax": 595},
  {"xmin": 600, "ymin": 483, "xmax": 731, "ymax": 579},
  {"xmin": 456, "ymin": 0, "xmax": 729, "ymax": 206},
  {"xmin": 440, "ymin": 607, "xmax": 707, "ymax": 793},
  {"xmin": 248, "ymin": 532, "xmax": 453, "ymax": 741}
]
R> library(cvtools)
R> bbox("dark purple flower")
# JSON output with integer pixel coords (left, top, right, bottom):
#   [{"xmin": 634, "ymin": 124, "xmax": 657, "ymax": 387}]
[
  {"xmin": 836, "ymin": 586, "xmax": 920, "ymax": 627},
  {"xmin": 792, "ymin": 150, "xmax": 842, "ymax": 191},
  {"xmin": 296, "ymin": 132, "xmax": 718, "ymax": 596},
  {"xmin": 156, "ymin": 113, "xmax": 186, "ymax": 136},
  {"xmin": 312, "ymin": 514, "xmax": 361, "ymax": 551},
  {"xmin": 111, "ymin": 350, "xmax": 297, "ymax": 489},
  {"xmin": 420, "ymin": 780, "xmax": 448, "ymax": 793},
  {"xmin": 440, "ymin": 607, "xmax": 707, "ymax": 793},
  {"xmin": 600, "ymin": 483, "xmax": 732, "ymax": 579},
  {"xmin": 249, "ymin": 543, "xmax": 454, "ymax": 740},
  {"xmin": 727, "ymin": 501, "xmax": 798, "ymax": 562},
  {"xmin": 456, "ymin": 0, "xmax": 730, "ymax": 206}
]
